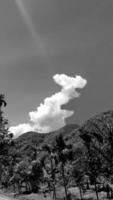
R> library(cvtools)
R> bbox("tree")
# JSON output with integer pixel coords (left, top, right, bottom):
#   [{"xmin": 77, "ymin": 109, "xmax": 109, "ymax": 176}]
[
  {"xmin": 0, "ymin": 94, "xmax": 7, "ymax": 108},
  {"xmin": 79, "ymin": 123, "xmax": 104, "ymax": 200},
  {"xmin": 71, "ymin": 147, "xmax": 88, "ymax": 200},
  {"xmin": 28, "ymin": 159, "xmax": 43, "ymax": 193},
  {"xmin": 103, "ymin": 124, "xmax": 113, "ymax": 177},
  {"xmin": 55, "ymin": 134, "xmax": 73, "ymax": 200},
  {"xmin": 0, "ymin": 94, "xmax": 14, "ymax": 186},
  {"xmin": 10, "ymin": 158, "xmax": 43, "ymax": 194},
  {"xmin": 72, "ymin": 168, "xmax": 84, "ymax": 200},
  {"xmin": 41, "ymin": 144, "xmax": 57, "ymax": 200}
]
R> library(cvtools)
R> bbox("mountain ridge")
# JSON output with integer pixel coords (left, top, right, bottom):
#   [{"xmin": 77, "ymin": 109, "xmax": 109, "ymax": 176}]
[
  {"xmin": 14, "ymin": 110, "xmax": 113, "ymax": 160},
  {"xmin": 15, "ymin": 124, "xmax": 80, "ymax": 159}
]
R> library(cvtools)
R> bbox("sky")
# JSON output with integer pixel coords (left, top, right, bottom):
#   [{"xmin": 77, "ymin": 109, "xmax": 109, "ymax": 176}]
[{"xmin": 0, "ymin": 0, "xmax": 113, "ymax": 136}]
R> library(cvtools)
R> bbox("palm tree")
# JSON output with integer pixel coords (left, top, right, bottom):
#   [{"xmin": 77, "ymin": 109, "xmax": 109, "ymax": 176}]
[
  {"xmin": 72, "ymin": 168, "xmax": 84, "ymax": 200},
  {"xmin": 0, "ymin": 94, "xmax": 7, "ymax": 109},
  {"xmin": 79, "ymin": 127, "xmax": 101, "ymax": 200},
  {"xmin": 55, "ymin": 134, "xmax": 73, "ymax": 200},
  {"xmin": 41, "ymin": 144, "xmax": 57, "ymax": 200},
  {"xmin": 0, "ymin": 94, "xmax": 7, "ymax": 130}
]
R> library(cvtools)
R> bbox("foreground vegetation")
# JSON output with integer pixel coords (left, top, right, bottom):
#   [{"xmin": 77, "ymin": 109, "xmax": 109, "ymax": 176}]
[{"xmin": 1, "ymin": 95, "xmax": 113, "ymax": 199}]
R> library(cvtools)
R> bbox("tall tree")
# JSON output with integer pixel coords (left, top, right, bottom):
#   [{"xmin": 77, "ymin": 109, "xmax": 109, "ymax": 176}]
[
  {"xmin": 55, "ymin": 134, "xmax": 73, "ymax": 200},
  {"xmin": 41, "ymin": 144, "xmax": 57, "ymax": 200},
  {"xmin": 0, "ymin": 94, "xmax": 7, "ymax": 109},
  {"xmin": 72, "ymin": 147, "xmax": 87, "ymax": 200},
  {"xmin": 79, "ymin": 122, "xmax": 104, "ymax": 200},
  {"xmin": 0, "ymin": 94, "xmax": 13, "ymax": 186}
]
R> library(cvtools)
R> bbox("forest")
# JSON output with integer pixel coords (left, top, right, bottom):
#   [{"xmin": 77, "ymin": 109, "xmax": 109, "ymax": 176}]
[{"xmin": 1, "ymin": 94, "xmax": 113, "ymax": 200}]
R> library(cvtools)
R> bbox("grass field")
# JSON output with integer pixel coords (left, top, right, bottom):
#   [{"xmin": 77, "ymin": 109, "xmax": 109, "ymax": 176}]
[
  {"xmin": 0, "ymin": 185, "xmax": 109, "ymax": 200},
  {"xmin": 16, "ymin": 186, "xmax": 108, "ymax": 200}
]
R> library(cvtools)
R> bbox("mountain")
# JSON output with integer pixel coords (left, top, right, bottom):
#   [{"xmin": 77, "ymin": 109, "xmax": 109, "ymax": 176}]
[
  {"xmin": 80, "ymin": 110, "xmax": 113, "ymax": 138},
  {"xmin": 15, "ymin": 124, "xmax": 80, "ymax": 159},
  {"xmin": 14, "ymin": 110, "xmax": 113, "ymax": 161}
]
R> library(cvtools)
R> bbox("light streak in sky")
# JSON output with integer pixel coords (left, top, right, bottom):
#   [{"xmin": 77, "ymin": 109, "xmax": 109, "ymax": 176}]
[{"xmin": 14, "ymin": 0, "xmax": 48, "ymax": 57}]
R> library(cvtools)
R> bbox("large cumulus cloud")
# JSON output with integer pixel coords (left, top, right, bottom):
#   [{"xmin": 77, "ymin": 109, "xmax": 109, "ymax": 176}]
[{"xmin": 9, "ymin": 74, "xmax": 87, "ymax": 138}]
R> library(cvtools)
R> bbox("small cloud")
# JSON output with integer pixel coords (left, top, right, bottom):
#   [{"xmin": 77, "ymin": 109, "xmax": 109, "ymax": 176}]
[{"xmin": 9, "ymin": 74, "xmax": 87, "ymax": 138}]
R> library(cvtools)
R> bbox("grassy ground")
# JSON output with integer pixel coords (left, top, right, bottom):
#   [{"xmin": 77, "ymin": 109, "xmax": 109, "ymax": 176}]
[
  {"xmin": 69, "ymin": 187, "xmax": 107, "ymax": 200},
  {"xmin": 15, "ymin": 187, "xmax": 108, "ymax": 200},
  {"xmin": 17, "ymin": 193, "xmax": 52, "ymax": 200},
  {"xmin": 0, "ymin": 186, "xmax": 109, "ymax": 200}
]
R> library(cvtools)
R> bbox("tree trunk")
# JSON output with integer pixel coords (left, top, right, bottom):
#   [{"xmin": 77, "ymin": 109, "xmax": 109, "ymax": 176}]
[
  {"xmin": 53, "ymin": 183, "xmax": 56, "ymax": 200},
  {"xmin": 61, "ymin": 163, "xmax": 68, "ymax": 200},
  {"xmin": 86, "ymin": 180, "xmax": 90, "ymax": 189},
  {"xmin": 50, "ymin": 157, "xmax": 56, "ymax": 200},
  {"xmin": 106, "ymin": 184, "xmax": 110, "ymax": 199},
  {"xmin": 79, "ymin": 184, "xmax": 83, "ymax": 200},
  {"xmin": 94, "ymin": 181, "xmax": 99, "ymax": 200},
  {"xmin": 13, "ymin": 183, "xmax": 16, "ymax": 193}
]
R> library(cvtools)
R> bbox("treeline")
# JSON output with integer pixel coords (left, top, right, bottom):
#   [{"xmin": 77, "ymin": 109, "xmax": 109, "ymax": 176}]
[{"xmin": 1, "ymin": 95, "xmax": 113, "ymax": 200}]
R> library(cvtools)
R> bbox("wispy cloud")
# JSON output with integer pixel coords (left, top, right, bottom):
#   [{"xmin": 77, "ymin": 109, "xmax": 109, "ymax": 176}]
[
  {"xmin": 14, "ymin": 0, "xmax": 48, "ymax": 59},
  {"xmin": 9, "ymin": 74, "xmax": 87, "ymax": 138}
]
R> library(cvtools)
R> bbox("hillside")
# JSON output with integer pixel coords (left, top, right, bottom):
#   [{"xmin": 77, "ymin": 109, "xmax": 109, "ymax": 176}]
[
  {"xmin": 15, "ymin": 124, "xmax": 80, "ymax": 159},
  {"xmin": 7, "ymin": 110, "xmax": 113, "ymax": 199},
  {"xmin": 14, "ymin": 110, "xmax": 113, "ymax": 160},
  {"xmin": 80, "ymin": 110, "xmax": 113, "ymax": 139}
]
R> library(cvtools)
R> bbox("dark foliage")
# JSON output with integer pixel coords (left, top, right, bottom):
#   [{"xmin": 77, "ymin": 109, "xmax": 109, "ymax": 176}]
[{"xmin": 2, "ymin": 101, "xmax": 113, "ymax": 200}]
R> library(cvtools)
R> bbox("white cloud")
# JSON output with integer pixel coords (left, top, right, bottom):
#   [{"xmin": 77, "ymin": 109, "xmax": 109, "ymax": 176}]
[
  {"xmin": 9, "ymin": 74, "xmax": 87, "ymax": 138},
  {"xmin": 9, "ymin": 123, "xmax": 34, "ymax": 139}
]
